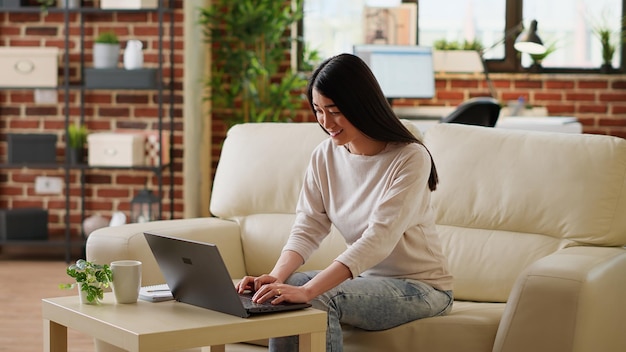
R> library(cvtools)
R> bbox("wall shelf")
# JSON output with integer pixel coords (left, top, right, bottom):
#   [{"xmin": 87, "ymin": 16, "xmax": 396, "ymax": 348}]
[{"xmin": 0, "ymin": 2, "xmax": 175, "ymax": 262}]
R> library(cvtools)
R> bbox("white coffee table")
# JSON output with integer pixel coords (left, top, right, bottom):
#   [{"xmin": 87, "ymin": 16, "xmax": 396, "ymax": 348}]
[{"xmin": 42, "ymin": 293, "xmax": 326, "ymax": 352}]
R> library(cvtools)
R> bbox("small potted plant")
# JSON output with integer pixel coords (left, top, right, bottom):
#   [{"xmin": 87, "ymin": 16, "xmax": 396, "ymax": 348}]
[
  {"xmin": 67, "ymin": 121, "xmax": 88, "ymax": 164},
  {"xmin": 93, "ymin": 31, "xmax": 120, "ymax": 69},
  {"xmin": 59, "ymin": 259, "xmax": 113, "ymax": 304},
  {"xmin": 591, "ymin": 15, "xmax": 626, "ymax": 73}
]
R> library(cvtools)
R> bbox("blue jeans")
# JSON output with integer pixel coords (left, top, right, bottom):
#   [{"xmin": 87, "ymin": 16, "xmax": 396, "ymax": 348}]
[{"xmin": 269, "ymin": 271, "xmax": 454, "ymax": 352}]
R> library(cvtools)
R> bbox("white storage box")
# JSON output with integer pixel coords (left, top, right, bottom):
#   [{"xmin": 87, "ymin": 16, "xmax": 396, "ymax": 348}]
[
  {"xmin": 100, "ymin": 0, "xmax": 158, "ymax": 9},
  {"xmin": 0, "ymin": 47, "xmax": 59, "ymax": 88},
  {"xmin": 88, "ymin": 133, "xmax": 145, "ymax": 167}
]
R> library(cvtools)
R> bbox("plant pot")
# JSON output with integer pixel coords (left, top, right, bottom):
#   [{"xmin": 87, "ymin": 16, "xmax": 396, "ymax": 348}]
[
  {"xmin": 93, "ymin": 43, "xmax": 120, "ymax": 69},
  {"xmin": 67, "ymin": 147, "xmax": 84, "ymax": 165},
  {"xmin": 77, "ymin": 283, "xmax": 101, "ymax": 305},
  {"xmin": 600, "ymin": 63, "xmax": 614, "ymax": 74}
]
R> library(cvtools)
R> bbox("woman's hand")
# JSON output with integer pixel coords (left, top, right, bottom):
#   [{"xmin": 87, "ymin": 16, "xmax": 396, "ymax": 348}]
[
  {"xmin": 236, "ymin": 274, "xmax": 279, "ymax": 294},
  {"xmin": 252, "ymin": 282, "xmax": 311, "ymax": 305}
]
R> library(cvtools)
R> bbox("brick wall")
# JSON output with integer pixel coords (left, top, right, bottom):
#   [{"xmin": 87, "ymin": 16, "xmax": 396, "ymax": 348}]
[{"xmin": 0, "ymin": 1, "xmax": 184, "ymax": 247}]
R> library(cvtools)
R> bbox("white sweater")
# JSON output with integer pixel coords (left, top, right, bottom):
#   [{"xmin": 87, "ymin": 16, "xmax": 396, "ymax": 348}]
[{"xmin": 283, "ymin": 138, "xmax": 453, "ymax": 291}]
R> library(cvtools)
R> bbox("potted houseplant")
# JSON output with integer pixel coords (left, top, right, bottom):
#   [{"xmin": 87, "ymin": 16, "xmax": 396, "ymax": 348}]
[
  {"xmin": 198, "ymin": 0, "xmax": 319, "ymax": 127},
  {"xmin": 67, "ymin": 121, "xmax": 88, "ymax": 164},
  {"xmin": 592, "ymin": 15, "xmax": 625, "ymax": 73},
  {"xmin": 432, "ymin": 39, "xmax": 485, "ymax": 73},
  {"xmin": 59, "ymin": 259, "xmax": 113, "ymax": 304},
  {"xmin": 93, "ymin": 31, "xmax": 120, "ymax": 69}
]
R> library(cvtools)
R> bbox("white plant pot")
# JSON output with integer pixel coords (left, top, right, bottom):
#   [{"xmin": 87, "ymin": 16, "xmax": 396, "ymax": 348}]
[
  {"xmin": 93, "ymin": 43, "xmax": 120, "ymax": 69},
  {"xmin": 77, "ymin": 282, "xmax": 101, "ymax": 305}
]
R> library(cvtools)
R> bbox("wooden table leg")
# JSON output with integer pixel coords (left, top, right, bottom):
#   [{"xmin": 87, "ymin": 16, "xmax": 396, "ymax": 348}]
[
  {"xmin": 207, "ymin": 345, "xmax": 225, "ymax": 352},
  {"xmin": 299, "ymin": 331, "xmax": 325, "ymax": 352},
  {"xmin": 43, "ymin": 319, "xmax": 67, "ymax": 352}
]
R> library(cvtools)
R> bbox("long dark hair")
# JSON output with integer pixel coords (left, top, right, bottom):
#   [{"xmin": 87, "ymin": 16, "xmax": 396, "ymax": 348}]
[{"xmin": 307, "ymin": 53, "xmax": 439, "ymax": 191}]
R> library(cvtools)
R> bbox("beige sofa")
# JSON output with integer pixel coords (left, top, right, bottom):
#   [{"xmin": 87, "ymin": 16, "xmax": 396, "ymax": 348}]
[{"xmin": 87, "ymin": 122, "xmax": 626, "ymax": 352}]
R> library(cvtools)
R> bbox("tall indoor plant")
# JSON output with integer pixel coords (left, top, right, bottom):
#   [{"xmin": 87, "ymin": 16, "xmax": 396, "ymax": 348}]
[{"xmin": 199, "ymin": 0, "xmax": 318, "ymax": 127}]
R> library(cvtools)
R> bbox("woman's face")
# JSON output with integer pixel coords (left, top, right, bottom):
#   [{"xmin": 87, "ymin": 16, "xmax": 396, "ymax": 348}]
[{"xmin": 312, "ymin": 88, "xmax": 365, "ymax": 148}]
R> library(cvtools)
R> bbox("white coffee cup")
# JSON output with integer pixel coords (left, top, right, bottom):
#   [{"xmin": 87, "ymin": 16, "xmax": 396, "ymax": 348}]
[{"xmin": 111, "ymin": 260, "xmax": 142, "ymax": 304}]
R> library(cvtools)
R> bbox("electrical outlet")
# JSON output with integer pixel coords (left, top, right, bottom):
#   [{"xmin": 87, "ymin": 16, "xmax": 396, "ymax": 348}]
[
  {"xmin": 34, "ymin": 89, "xmax": 58, "ymax": 104},
  {"xmin": 35, "ymin": 176, "xmax": 63, "ymax": 194}
]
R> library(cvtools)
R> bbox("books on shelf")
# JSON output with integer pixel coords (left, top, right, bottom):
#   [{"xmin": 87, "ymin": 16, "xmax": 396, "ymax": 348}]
[{"xmin": 139, "ymin": 283, "xmax": 173, "ymax": 302}]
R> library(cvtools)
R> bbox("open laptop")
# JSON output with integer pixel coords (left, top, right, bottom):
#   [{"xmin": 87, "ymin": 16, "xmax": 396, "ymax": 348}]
[{"xmin": 143, "ymin": 231, "xmax": 312, "ymax": 318}]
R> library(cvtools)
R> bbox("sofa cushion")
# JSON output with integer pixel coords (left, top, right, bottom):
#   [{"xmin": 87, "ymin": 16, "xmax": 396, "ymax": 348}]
[
  {"xmin": 343, "ymin": 301, "xmax": 505, "ymax": 352},
  {"xmin": 424, "ymin": 124, "xmax": 626, "ymax": 301},
  {"xmin": 236, "ymin": 213, "xmax": 347, "ymax": 276}
]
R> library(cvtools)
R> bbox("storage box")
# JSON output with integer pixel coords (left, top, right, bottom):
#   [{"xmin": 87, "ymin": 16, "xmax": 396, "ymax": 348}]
[
  {"xmin": 7, "ymin": 133, "xmax": 57, "ymax": 164},
  {"xmin": 0, "ymin": 0, "xmax": 23, "ymax": 8},
  {"xmin": 84, "ymin": 68, "xmax": 158, "ymax": 89},
  {"xmin": 88, "ymin": 133, "xmax": 145, "ymax": 167},
  {"xmin": 0, "ymin": 208, "xmax": 48, "ymax": 241},
  {"xmin": 116, "ymin": 129, "xmax": 170, "ymax": 166},
  {"xmin": 0, "ymin": 47, "xmax": 59, "ymax": 87},
  {"xmin": 100, "ymin": 0, "xmax": 158, "ymax": 9}
]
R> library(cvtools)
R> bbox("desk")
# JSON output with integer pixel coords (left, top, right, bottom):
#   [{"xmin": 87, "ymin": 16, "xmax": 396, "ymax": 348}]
[
  {"xmin": 42, "ymin": 293, "xmax": 326, "ymax": 352},
  {"xmin": 406, "ymin": 116, "xmax": 582, "ymax": 134}
]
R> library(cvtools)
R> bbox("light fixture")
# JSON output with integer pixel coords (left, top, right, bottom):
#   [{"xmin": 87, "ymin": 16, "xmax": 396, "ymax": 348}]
[
  {"xmin": 514, "ymin": 20, "xmax": 547, "ymax": 55},
  {"xmin": 479, "ymin": 19, "xmax": 547, "ymax": 98}
]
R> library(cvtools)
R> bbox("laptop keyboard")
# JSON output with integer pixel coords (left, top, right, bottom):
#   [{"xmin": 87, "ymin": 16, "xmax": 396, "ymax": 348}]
[{"xmin": 239, "ymin": 293, "xmax": 275, "ymax": 309}]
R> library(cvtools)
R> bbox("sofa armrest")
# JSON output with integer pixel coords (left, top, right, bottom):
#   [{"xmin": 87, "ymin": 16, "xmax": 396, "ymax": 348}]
[
  {"xmin": 493, "ymin": 246, "xmax": 626, "ymax": 352},
  {"xmin": 86, "ymin": 217, "xmax": 246, "ymax": 285}
]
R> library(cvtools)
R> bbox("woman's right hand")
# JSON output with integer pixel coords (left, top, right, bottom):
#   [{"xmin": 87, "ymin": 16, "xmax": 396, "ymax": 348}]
[{"xmin": 236, "ymin": 274, "xmax": 280, "ymax": 294}]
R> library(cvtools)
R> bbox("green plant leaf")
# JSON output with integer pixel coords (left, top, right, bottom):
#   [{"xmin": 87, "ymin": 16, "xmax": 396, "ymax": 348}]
[{"xmin": 199, "ymin": 0, "xmax": 312, "ymax": 127}]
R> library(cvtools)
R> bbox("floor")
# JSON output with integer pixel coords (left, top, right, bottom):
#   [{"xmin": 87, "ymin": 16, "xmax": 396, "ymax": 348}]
[{"xmin": 0, "ymin": 249, "xmax": 95, "ymax": 352}]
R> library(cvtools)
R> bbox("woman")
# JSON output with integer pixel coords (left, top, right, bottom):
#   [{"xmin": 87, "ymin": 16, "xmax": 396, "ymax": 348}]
[{"xmin": 236, "ymin": 53, "xmax": 453, "ymax": 352}]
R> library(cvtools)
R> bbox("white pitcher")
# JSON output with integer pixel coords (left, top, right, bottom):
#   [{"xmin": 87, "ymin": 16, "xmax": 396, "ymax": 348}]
[{"xmin": 123, "ymin": 39, "xmax": 144, "ymax": 70}]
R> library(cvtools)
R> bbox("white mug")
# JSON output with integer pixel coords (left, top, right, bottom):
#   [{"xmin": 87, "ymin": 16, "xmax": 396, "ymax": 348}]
[{"xmin": 111, "ymin": 260, "xmax": 142, "ymax": 304}]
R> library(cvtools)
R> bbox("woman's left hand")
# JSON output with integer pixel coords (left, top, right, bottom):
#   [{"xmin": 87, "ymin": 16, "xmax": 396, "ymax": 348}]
[{"xmin": 252, "ymin": 283, "xmax": 310, "ymax": 305}]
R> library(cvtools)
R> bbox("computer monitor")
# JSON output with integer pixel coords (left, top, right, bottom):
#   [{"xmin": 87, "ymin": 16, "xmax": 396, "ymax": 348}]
[{"xmin": 353, "ymin": 44, "xmax": 435, "ymax": 99}]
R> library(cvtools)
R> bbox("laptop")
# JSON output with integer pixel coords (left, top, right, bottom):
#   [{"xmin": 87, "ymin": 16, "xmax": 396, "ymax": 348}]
[{"xmin": 143, "ymin": 231, "xmax": 312, "ymax": 318}]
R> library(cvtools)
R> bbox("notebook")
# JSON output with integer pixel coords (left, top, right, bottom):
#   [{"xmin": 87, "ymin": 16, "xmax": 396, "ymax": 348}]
[
  {"xmin": 139, "ymin": 283, "xmax": 173, "ymax": 302},
  {"xmin": 143, "ymin": 231, "xmax": 312, "ymax": 318}
]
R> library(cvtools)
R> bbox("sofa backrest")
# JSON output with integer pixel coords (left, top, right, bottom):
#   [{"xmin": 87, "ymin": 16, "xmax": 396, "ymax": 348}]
[
  {"xmin": 424, "ymin": 123, "xmax": 626, "ymax": 302},
  {"xmin": 211, "ymin": 123, "xmax": 327, "ymax": 218}
]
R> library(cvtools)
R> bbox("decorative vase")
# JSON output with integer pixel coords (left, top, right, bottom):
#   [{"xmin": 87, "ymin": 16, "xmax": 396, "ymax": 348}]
[
  {"xmin": 93, "ymin": 43, "xmax": 120, "ymax": 69},
  {"xmin": 123, "ymin": 39, "xmax": 144, "ymax": 70}
]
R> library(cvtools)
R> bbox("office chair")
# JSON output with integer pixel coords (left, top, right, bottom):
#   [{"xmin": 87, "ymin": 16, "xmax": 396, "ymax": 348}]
[{"xmin": 440, "ymin": 97, "xmax": 501, "ymax": 127}]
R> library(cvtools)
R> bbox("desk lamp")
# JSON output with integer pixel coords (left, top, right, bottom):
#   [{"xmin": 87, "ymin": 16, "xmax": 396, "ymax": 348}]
[{"xmin": 481, "ymin": 19, "xmax": 547, "ymax": 98}]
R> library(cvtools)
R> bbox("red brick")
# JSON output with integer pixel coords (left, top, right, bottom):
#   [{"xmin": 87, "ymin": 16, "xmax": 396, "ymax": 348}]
[
  {"xmin": 545, "ymin": 80, "xmax": 576, "ymax": 89},
  {"xmin": 565, "ymin": 93, "xmax": 596, "ymax": 101},
  {"xmin": 578, "ymin": 80, "xmax": 608, "ymax": 89},
  {"xmin": 96, "ymin": 188, "xmax": 131, "ymax": 198},
  {"xmin": 579, "ymin": 104, "xmax": 608, "ymax": 113}
]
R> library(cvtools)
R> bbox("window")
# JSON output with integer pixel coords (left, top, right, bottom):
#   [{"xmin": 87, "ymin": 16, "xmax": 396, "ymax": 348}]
[
  {"xmin": 417, "ymin": 0, "xmax": 625, "ymax": 72},
  {"xmin": 301, "ymin": 0, "xmax": 626, "ymax": 73}
]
